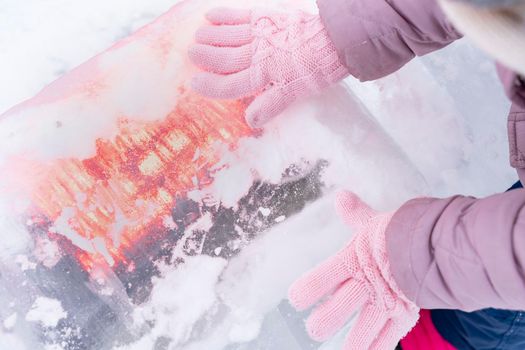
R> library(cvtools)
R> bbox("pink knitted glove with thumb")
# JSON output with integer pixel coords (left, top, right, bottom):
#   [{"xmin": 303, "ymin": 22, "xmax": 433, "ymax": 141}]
[
  {"xmin": 188, "ymin": 7, "xmax": 349, "ymax": 128},
  {"xmin": 288, "ymin": 191, "xmax": 420, "ymax": 349}
]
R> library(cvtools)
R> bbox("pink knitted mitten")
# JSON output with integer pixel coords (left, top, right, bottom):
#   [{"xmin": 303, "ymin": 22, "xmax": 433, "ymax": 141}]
[
  {"xmin": 189, "ymin": 7, "xmax": 349, "ymax": 128},
  {"xmin": 289, "ymin": 191, "xmax": 420, "ymax": 349}
]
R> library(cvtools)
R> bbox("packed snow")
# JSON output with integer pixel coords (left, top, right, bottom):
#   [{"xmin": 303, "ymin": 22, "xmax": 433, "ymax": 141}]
[
  {"xmin": 25, "ymin": 297, "xmax": 67, "ymax": 328},
  {"xmin": 0, "ymin": 0, "xmax": 517, "ymax": 349}
]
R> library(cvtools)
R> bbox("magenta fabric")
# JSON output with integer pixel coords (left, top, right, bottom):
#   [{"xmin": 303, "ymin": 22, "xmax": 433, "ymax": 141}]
[
  {"xmin": 400, "ymin": 310, "xmax": 457, "ymax": 350},
  {"xmin": 317, "ymin": 0, "xmax": 525, "ymax": 311}
]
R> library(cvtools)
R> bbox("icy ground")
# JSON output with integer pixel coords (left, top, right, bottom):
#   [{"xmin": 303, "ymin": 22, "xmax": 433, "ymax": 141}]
[{"xmin": 0, "ymin": 0, "xmax": 518, "ymax": 349}]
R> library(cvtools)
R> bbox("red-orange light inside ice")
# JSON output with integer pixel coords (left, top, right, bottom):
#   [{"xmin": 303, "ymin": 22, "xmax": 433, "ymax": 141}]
[{"xmin": 25, "ymin": 93, "xmax": 251, "ymax": 270}]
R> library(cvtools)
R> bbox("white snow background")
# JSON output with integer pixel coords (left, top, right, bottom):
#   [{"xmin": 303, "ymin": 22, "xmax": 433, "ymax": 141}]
[{"xmin": 0, "ymin": 0, "xmax": 518, "ymax": 349}]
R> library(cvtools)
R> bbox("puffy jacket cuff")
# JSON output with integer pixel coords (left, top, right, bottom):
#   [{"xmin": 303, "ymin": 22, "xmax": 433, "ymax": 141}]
[
  {"xmin": 386, "ymin": 192, "xmax": 525, "ymax": 311},
  {"xmin": 316, "ymin": 0, "xmax": 400, "ymax": 81},
  {"xmin": 507, "ymin": 103, "xmax": 525, "ymax": 169},
  {"xmin": 384, "ymin": 197, "xmax": 446, "ymax": 306},
  {"xmin": 317, "ymin": 0, "xmax": 462, "ymax": 82}
]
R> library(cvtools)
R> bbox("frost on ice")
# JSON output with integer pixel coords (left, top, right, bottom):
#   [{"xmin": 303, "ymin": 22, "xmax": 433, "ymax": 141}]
[
  {"xmin": 26, "ymin": 297, "xmax": 67, "ymax": 328},
  {"xmin": 3, "ymin": 313, "xmax": 17, "ymax": 331}
]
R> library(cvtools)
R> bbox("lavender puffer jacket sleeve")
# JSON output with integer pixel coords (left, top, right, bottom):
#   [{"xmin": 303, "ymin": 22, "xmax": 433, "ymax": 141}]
[
  {"xmin": 317, "ymin": 0, "xmax": 462, "ymax": 81},
  {"xmin": 318, "ymin": 0, "xmax": 525, "ymax": 311},
  {"xmin": 386, "ymin": 192, "xmax": 525, "ymax": 311}
]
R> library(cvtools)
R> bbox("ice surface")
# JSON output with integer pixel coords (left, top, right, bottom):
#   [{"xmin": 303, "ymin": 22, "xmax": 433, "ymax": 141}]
[{"xmin": 0, "ymin": 0, "xmax": 517, "ymax": 349}]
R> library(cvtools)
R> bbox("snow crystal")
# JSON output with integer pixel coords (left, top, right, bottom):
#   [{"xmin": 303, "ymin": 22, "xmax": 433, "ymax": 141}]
[
  {"xmin": 120, "ymin": 256, "xmax": 227, "ymax": 349},
  {"xmin": 25, "ymin": 297, "xmax": 67, "ymax": 328},
  {"xmin": 187, "ymin": 212, "xmax": 213, "ymax": 233},
  {"xmin": 3, "ymin": 313, "xmax": 17, "ymax": 331},
  {"xmin": 205, "ymin": 161, "xmax": 255, "ymax": 209},
  {"xmin": 228, "ymin": 316, "xmax": 262, "ymax": 343},
  {"xmin": 259, "ymin": 207, "xmax": 271, "ymax": 217},
  {"xmin": 274, "ymin": 215, "xmax": 286, "ymax": 223},
  {"xmin": 162, "ymin": 215, "xmax": 177, "ymax": 230},
  {"xmin": 14, "ymin": 255, "xmax": 36, "ymax": 271}
]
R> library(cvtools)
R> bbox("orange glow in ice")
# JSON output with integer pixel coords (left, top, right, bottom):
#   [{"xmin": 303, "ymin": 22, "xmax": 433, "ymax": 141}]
[{"xmin": 25, "ymin": 92, "xmax": 251, "ymax": 270}]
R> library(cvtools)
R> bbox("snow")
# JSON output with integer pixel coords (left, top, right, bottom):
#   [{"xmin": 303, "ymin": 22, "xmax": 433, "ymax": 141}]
[
  {"xmin": 0, "ymin": 332, "xmax": 26, "ymax": 350},
  {"xmin": 0, "ymin": 204, "xmax": 32, "ymax": 258},
  {"xmin": 275, "ymin": 216, "xmax": 286, "ymax": 223},
  {"xmin": 133, "ymin": 195, "xmax": 350, "ymax": 350},
  {"xmin": 25, "ymin": 297, "xmax": 67, "ymax": 328},
  {"xmin": 14, "ymin": 255, "xmax": 36, "ymax": 271},
  {"xmin": 0, "ymin": 0, "xmax": 178, "ymax": 115},
  {"xmin": 3, "ymin": 313, "xmax": 17, "ymax": 331},
  {"xmin": 120, "ymin": 256, "xmax": 228, "ymax": 349},
  {"xmin": 205, "ymin": 162, "xmax": 255, "ymax": 208},
  {"xmin": 0, "ymin": 0, "xmax": 517, "ymax": 349}
]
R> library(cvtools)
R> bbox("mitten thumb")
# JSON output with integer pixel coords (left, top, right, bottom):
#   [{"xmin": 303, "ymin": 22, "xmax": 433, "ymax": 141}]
[
  {"xmin": 245, "ymin": 85, "xmax": 293, "ymax": 128},
  {"xmin": 335, "ymin": 191, "xmax": 377, "ymax": 228}
]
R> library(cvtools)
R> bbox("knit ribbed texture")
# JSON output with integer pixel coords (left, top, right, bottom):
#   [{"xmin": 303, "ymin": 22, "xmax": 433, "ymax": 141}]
[
  {"xmin": 189, "ymin": 7, "xmax": 349, "ymax": 128},
  {"xmin": 289, "ymin": 191, "xmax": 419, "ymax": 349}
]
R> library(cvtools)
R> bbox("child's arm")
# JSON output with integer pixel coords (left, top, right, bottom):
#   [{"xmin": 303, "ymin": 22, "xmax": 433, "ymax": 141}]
[
  {"xmin": 289, "ymin": 188, "xmax": 525, "ymax": 348},
  {"xmin": 317, "ymin": 0, "xmax": 462, "ymax": 81},
  {"xmin": 386, "ymin": 188, "xmax": 525, "ymax": 311},
  {"xmin": 189, "ymin": 0, "xmax": 464, "ymax": 127}
]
